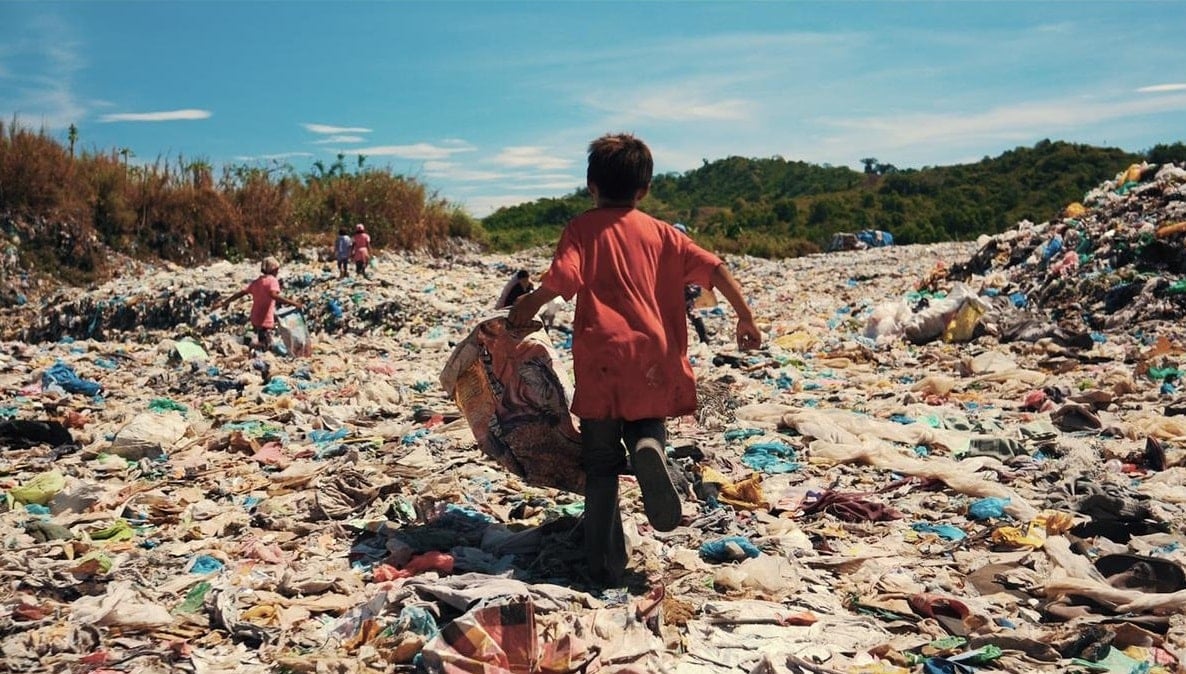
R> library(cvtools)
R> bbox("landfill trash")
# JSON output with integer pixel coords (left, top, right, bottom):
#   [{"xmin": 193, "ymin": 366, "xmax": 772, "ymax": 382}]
[{"xmin": 1, "ymin": 167, "xmax": 1186, "ymax": 672}]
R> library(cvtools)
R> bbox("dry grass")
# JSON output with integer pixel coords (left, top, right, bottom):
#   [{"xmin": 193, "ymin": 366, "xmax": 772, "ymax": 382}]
[{"xmin": 0, "ymin": 120, "xmax": 481, "ymax": 284}]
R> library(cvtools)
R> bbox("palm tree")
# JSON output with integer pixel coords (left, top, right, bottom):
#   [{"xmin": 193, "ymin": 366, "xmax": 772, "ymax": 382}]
[
  {"xmin": 311, "ymin": 160, "xmax": 327, "ymax": 180},
  {"xmin": 118, "ymin": 147, "xmax": 134, "ymax": 168},
  {"xmin": 67, "ymin": 124, "xmax": 78, "ymax": 158},
  {"xmin": 330, "ymin": 153, "xmax": 346, "ymax": 178}
]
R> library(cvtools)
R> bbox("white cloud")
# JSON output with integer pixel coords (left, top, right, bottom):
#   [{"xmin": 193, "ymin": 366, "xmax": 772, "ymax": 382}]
[
  {"xmin": 233, "ymin": 152, "xmax": 314, "ymax": 161},
  {"xmin": 348, "ymin": 142, "xmax": 476, "ymax": 160},
  {"xmin": 303, "ymin": 123, "xmax": 372, "ymax": 134},
  {"xmin": 499, "ymin": 179, "xmax": 583, "ymax": 192},
  {"xmin": 492, "ymin": 146, "xmax": 574, "ymax": 170},
  {"xmin": 818, "ymin": 93, "xmax": 1186, "ymax": 153},
  {"xmin": 99, "ymin": 109, "xmax": 212, "ymax": 122},
  {"xmin": 632, "ymin": 95, "xmax": 751, "ymax": 122},
  {"xmin": 462, "ymin": 194, "xmax": 545, "ymax": 218},
  {"xmin": 1034, "ymin": 22, "xmax": 1075, "ymax": 34},
  {"xmin": 312, "ymin": 135, "xmax": 365, "ymax": 144},
  {"xmin": 584, "ymin": 85, "xmax": 752, "ymax": 123},
  {"xmin": 423, "ymin": 161, "xmax": 506, "ymax": 182},
  {"xmin": 1138, "ymin": 83, "xmax": 1186, "ymax": 93}
]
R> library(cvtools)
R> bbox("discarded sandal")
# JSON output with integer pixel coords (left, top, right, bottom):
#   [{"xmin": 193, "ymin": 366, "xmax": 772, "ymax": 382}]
[{"xmin": 908, "ymin": 593, "xmax": 973, "ymax": 637}]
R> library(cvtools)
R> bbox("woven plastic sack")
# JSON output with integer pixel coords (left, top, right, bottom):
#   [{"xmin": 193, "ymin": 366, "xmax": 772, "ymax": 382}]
[
  {"xmin": 276, "ymin": 308, "xmax": 312, "ymax": 357},
  {"xmin": 440, "ymin": 316, "xmax": 584, "ymax": 494}
]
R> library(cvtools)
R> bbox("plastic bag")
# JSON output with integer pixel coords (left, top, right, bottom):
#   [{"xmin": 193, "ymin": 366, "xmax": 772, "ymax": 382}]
[{"xmin": 276, "ymin": 308, "xmax": 312, "ymax": 357}]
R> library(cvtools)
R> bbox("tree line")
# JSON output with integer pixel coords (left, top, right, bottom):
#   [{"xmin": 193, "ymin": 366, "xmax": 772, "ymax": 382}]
[{"xmin": 483, "ymin": 139, "xmax": 1186, "ymax": 258}]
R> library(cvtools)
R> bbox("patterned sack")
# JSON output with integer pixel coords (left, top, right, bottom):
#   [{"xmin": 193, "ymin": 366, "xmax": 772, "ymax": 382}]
[{"xmin": 440, "ymin": 316, "xmax": 584, "ymax": 494}]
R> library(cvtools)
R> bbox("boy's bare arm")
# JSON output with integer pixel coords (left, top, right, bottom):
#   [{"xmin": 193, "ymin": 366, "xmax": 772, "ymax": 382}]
[
  {"xmin": 710, "ymin": 264, "xmax": 762, "ymax": 350},
  {"xmin": 276, "ymin": 294, "xmax": 304, "ymax": 311},
  {"xmin": 507, "ymin": 287, "xmax": 560, "ymax": 327},
  {"xmin": 213, "ymin": 289, "xmax": 247, "ymax": 310}
]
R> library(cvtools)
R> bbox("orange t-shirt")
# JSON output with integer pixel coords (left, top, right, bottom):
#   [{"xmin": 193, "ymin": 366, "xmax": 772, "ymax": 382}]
[{"xmin": 541, "ymin": 207, "xmax": 721, "ymax": 420}]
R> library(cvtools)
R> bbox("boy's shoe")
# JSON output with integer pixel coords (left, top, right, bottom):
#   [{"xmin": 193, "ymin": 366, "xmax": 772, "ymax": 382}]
[{"xmin": 632, "ymin": 438, "xmax": 681, "ymax": 532}]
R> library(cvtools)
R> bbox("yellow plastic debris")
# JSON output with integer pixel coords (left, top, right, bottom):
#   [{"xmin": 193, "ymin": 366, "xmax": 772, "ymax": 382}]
[
  {"xmin": 697, "ymin": 466, "xmax": 766, "ymax": 510},
  {"xmin": 942, "ymin": 301, "xmax": 986, "ymax": 343},
  {"xmin": 1064, "ymin": 202, "xmax": 1087, "ymax": 218},
  {"xmin": 991, "ymin": 520, "xmax": 1047, "ymax": 548},
  {"xmin": 1156, "ymin": 221, "xmax": 1186, "ymax": 239},
  {"xmin": 773, "ymin": 331, "xmax": 818, "ymax": 353},
  {"xmin": 9, "ymin": 470, "xmax": 66, "ymax": 505}
]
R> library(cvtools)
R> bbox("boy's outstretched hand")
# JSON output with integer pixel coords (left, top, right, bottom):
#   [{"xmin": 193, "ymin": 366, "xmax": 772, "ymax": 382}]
[
  {"xmin": 507, "ymin": 287, "xmax": 560, "ymax": 328},
  {"xmin": 736, "ymin": 317, "xmax": 762, "ymax": 351}
]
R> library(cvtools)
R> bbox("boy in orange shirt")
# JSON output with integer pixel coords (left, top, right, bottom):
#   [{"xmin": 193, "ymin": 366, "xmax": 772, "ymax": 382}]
[{"xmin": 509, "ymin": 133, "xmax": 761, "ymax": 585}]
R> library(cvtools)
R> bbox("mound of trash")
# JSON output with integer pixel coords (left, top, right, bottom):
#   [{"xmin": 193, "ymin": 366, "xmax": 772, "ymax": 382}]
[
  {"xmin": 951, "ymin": 161, "xmax": 1186, "ymax": 331},
  {"xmin": 859, "ymin": 162, "xmax": 1186, "ymax": 349}
]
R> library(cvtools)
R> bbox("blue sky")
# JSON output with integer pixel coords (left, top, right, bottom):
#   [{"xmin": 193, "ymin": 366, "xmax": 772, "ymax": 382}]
[{"xmin": 3, "ymin": 2, "xmax": 1185, "ymax": 218}]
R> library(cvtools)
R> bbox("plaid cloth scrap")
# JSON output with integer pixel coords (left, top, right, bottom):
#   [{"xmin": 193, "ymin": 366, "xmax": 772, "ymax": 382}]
[{"xmin": 419, "ymin": 596, "xmax": 598, "ymax": 674}]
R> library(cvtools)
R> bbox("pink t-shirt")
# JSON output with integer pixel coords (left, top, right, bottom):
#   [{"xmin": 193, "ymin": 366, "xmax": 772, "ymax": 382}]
[
  {"xmin": 352, "ymin": 232, "xmax": 371, "ymax": 263},
  {"xmin": 541, "ymin": 207, "xmax": 721, "ymax": 420},
  {"xmin": 247, "ymin": 275, "xmax": 281, "ymax": 329}
]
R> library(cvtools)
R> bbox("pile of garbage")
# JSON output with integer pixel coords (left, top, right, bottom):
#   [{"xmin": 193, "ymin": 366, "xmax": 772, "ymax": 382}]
[
  {"xmin": 857, "ymin": 162, "xmax": 1186, "ymax": 353},
  {"xmin": 2, "ymin": 222, "xmax": 1186, "ymax": 673},
  {"xmin": 8, "ymin": 257, "xmax": 469, "ymax": 344},
  {"xmin": 950, "ymin": 161, "xmax": 1186, "ymax": 331}
]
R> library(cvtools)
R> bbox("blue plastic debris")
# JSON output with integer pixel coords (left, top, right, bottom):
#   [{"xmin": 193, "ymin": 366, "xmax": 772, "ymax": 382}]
[
  {"xmin": 741, "ymin": 441, "xmax": 800, "ymax": 473},
  {"xmin": 967, "ymin": 497, "xmax": 1010, "ymax": 520},
  {"xmin": 911, "ymin": 522, "xmax": 967, "ymax": 541},
  {"xmin": 262, "ymin": 377, "xmax": 292, "ymax": 396},
  {"xmin": 699, "ymin": 535, "xmax": 761, "ymax": 563},
  {"xmin": 189, "ymin": 554, "xmax": 224, "ymax": 574},
  {"xmin": 723, "ymin": 428, "xmax": 765, "ymax": 442},
  {"xmin": 42, "ymin": 361, "xmax": 102, "ymax": 396}
]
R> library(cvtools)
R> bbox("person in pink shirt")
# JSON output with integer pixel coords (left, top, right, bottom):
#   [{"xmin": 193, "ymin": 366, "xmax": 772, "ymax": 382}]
[
  {"xmin": 213, "ymin": 256, "xmax": 303, "ymax": 352},
  {"xmin": 351, "ymin": 223, "xmax": 372, "ymax": 278}
]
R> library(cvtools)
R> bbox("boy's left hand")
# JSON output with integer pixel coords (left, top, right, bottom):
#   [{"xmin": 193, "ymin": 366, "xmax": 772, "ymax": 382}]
[
  {"xmin": 737, "ymin": 318, "xmax": 762, "ymax": 351},
  {"xmin": 507, "ymin": 297, "xmax": 534, "ymax": 327}
]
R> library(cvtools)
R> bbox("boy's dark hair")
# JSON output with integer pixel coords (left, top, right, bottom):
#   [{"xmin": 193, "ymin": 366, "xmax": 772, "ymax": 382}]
[
  {"xmin": 339, "ymin": 228, "xmax": 348, "ymax": 235},
  {"xmin": 587, "ymin": 133, "xmax": 653, "ymax": 202},
  {"xmin": 515, "ymin": 269, "xmax": 530, "ymax": 279}
]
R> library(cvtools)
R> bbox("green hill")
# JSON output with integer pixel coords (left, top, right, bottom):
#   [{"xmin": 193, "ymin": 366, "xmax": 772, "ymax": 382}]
[{"xmin": 482, "ymin": 139, "xmax": 1186, "ymax": 257}]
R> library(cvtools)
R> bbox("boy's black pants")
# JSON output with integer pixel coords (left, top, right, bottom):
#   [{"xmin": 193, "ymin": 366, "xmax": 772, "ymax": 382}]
[{"xmin": 579, "ymin": 417, "xmax": 665, "ymax": 584}]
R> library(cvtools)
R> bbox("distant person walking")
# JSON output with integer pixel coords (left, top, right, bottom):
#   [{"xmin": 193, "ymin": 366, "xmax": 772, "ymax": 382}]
[
  {"xmin": 351, "ymin": 223, "xmax": 372, "ymax": 278},
  {"xmin": 334, "ymin": 228, "xmax": 352, "ymax": 278},
  {"xmin": 213, "ymin": 256, "xmax": 303, "ymax": 352},
  {"xmin": 496, "ymin": 269, "xmax": 534, "ymax": 309}
]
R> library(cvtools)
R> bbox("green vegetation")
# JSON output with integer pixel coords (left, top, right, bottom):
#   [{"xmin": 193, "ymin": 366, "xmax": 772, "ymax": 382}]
[
  {"xmin": 3, "ymin": 116, "xmax": 1185, "ymax": 286},
  {"xmin": 484, "ymin": 140, "xmax": 1186, "ymax": 256},
  {"xmin": 0, "ymin": 120, "xmax": 482, "ymax": 284}
]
